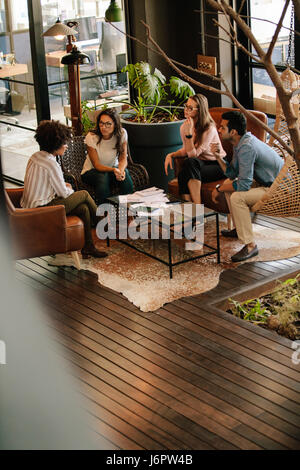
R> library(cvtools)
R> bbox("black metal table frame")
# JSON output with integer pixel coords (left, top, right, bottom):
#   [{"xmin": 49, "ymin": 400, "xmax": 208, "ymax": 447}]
[{"xmin": 105, "ymin": 200, "xmax": 220, "ymax": 279}]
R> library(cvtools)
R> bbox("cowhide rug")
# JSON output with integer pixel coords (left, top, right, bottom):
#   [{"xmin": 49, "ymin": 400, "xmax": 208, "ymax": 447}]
[{"xmin": 49, "ymin": 222, "xmax": 300, "ymax": 312}]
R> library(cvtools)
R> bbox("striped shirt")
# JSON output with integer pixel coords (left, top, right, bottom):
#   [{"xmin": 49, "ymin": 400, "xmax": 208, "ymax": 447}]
[{"xmin": 20, "ymin": 151, "xmax": 74, "ymax": 208}]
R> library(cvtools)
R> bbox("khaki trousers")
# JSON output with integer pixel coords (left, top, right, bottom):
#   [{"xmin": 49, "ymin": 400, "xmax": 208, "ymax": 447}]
[{"xmin": 224, "ymin": 187, "xmax": 268, "ymax": 244}]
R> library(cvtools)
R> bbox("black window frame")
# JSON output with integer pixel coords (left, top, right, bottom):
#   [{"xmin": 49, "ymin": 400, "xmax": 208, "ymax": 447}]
[{"xmin": 235, "ymin": 0, "xmax": 299, "ymax": 113}]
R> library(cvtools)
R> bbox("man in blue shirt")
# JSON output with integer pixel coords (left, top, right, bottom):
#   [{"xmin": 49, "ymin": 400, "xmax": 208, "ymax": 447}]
[{"xmin": 211, "ymin": 111, "xmax": 284, "ymax": 262}]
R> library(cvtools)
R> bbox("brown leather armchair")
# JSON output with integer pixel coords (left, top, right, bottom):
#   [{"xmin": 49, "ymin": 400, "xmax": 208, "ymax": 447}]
[
  {"xmin": 168, "ymin": 107, "xmax": 268, "ymax": 214},
  {"xmin": 6, "ymin": 187, "xmax": 85, "ymax": 268}
]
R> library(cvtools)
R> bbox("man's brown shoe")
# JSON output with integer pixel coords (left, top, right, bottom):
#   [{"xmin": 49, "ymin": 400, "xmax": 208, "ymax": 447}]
[
  {"xmin": 231, "ymin": 244, "xmax": 258, "ymax": 262},
  {"xmin": 221, "ymin": 228, "xmax": 238, "ymax": 238},
  {"xmin": 81, "ymin": 246, "xmax": 108, "ymax": 259}
]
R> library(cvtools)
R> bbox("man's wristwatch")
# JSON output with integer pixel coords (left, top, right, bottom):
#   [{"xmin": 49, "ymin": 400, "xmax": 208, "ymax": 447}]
[
  {"xmin": 185, "ymin": 134, "xmax": 192, "ymax": 139},
  {"xmin": 215, "ymin": 184, "xmax": 222, "ymax": 192}
]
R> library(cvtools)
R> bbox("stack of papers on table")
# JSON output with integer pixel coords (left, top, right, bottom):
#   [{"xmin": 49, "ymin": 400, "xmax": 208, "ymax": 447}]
[
  {"xmin": 119, "ymin": 187, "xmax": 169, "ymax": 204},
  {"xmin": 117, "ymin": 187, "xmax": 168, "ymax": 217}
]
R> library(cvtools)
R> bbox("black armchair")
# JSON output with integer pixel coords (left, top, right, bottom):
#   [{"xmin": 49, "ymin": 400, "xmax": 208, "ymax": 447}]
[{"xmin": 59, "ymin": 136, "xmax": 149, "ymax": 205}]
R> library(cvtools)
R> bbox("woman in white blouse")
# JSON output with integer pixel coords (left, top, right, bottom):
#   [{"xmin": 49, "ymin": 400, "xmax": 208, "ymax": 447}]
[
  {"xmin": 21, "ymin": 120, "xmax": 107, "ymax": 258},
  {"xmin": 81, "ymin": 108, "xmax": 134, "ymax": 203}
]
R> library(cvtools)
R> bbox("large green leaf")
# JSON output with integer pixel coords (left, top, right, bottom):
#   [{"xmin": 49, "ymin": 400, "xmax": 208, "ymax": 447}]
[
  {"xmin": 140, "ymin": 74, "xmax": 161, "ymax": 104},
  {"xmin": 123, "ymin": 61, "xmax": 195, "ymax": 118},
  {"xmin": 169, "ymin": 76, "xmax": 195, "ymax": 99},
  {"xmin": 136, "ymin": 61, "xmax": 151, "ymax": 77},
  {"xmin": 122, "ymin": 64, "xmax": 137, "ymax": 84},
  {"xmin": 153, "ymin": 68, "xmax": 166, "ymax": 85}
]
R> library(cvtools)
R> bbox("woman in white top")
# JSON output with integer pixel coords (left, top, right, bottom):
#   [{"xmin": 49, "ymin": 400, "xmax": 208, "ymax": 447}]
[
  {"xmin": 21, "ymin": 120, "xmax": 107, "ymax": 258},
  {"xmin": 164, "ymin": 94, "xmax": 226, "ymax": 204},
  {"xmin": 81, "ymin": 108, "xmax": 134, "ymax": 203}
]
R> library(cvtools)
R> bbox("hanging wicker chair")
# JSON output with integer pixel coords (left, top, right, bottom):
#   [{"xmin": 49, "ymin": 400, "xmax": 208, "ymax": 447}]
[
  {"xmin": 252, "ymin": 67, "xmax": 300, "ymax": 217},
  {"xmin": 252, "ymin": 154, "xmax": 300, "ymax": 217}
]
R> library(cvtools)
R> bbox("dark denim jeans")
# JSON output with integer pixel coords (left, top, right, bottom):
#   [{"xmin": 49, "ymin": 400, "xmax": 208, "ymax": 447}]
[{"xmin": 81, "ymin": 168, "xmax": 134, "ymax": 204}]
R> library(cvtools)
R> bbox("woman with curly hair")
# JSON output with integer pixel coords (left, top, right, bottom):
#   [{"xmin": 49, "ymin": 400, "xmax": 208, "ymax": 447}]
[
  {"xmin": 81, "ymin": 108, "xmax": 134, "ymax": 203},
  {"xmin": 21, "ymin": 120, "xmax": 107, "ymax": 258},
  {"xmin": 164, "ymin": 94, "xmax": 226, "ymax": 204}
]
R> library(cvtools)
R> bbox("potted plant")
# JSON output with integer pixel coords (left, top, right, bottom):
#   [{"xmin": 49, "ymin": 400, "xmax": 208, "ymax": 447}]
[
  {"xmin": 81, "ymin": 101, "xmax": 97, "ymax": 135},
  {"xmin": 81, "ymin": 100, "xmax": 110, "ymax": 135},
  {"xmin": 119, "ymin": 61, "xmax": 195, "ymax": 190}
]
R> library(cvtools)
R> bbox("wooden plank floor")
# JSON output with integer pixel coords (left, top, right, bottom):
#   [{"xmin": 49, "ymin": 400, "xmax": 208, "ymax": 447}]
[{"xmin": 15, "ymin": 214, "xmax": 300, "ymax": 450}]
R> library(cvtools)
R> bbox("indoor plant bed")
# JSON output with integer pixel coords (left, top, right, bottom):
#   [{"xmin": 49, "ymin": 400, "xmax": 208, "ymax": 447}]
[{"xmin": 217, "ymin": 271, "xmax": 300, "ymax": 341}]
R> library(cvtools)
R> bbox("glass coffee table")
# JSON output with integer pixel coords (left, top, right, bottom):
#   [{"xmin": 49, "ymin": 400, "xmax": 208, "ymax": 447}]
[{"xmin": 104, "ymin": 194, "xmax": 220, "ymax": 279}]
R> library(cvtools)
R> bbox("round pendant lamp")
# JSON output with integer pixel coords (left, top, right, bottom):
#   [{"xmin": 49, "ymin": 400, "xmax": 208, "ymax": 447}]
[
  {"xmin": 61, "ymin": 46, "xmax": 90, "ymax": 65},
  {"xmin": 105, "ymin": 0, "xmax": 123, "ymax": 22},
  {"xmin": 42, "ymin": 18, "xmax": 78, "ymax": 38}
]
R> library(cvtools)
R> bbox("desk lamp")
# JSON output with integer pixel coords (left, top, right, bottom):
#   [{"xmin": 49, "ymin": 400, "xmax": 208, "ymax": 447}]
[{"xmin": 43, "ymin": 19, "xmax": 90, "ymax": 135}]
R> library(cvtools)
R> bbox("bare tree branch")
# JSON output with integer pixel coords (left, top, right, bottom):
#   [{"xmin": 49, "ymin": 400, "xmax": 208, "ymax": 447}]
[
  {"xmin": 218, "ymin": 0, "xmax": 235, "ymax": 38},
  {"xmin": 201, "ymin": 32, "xmax": 234, "ymax": 47},
  {"xmin": 291, "ymin": 65, "xmax": 300, "ymax": 75},
  {"xmin": 212, "ymin": 18, "xmax": 262, "ymax": 63},
  {"xmin": 212, "ymin": 16, "xmax": 235, "ymax": 41},
  {"xmin": 110, "ymin": 3, "xmax": 300, "ymax": 160},
  {"xmin": 108, "ymin": 21, "xmax": 223, "ymax": 83},
  {"xmin": 195, "ymin": 10, "xmax": 300, "ymax": 37},
  {"xmin": 141, "ymin": 20, "xmax": 294, "ymax": 156},
  {"xmin": 265, "ymin": 0, "xmax": 290, "ymax": 61},
  {"xmin": 238, "ymin": 0, "xmax": 247, "ymax": 15},
  {"xmin": 208, "ymin": 0, "xmax": 267, "ymax": 58},
  {"xmin": 206, "ymin": 0, "xmax": 300, "ymax": 159},
  {"xmin": 140, "ymin": 21, "xmax": 225, "ymax": 96}
]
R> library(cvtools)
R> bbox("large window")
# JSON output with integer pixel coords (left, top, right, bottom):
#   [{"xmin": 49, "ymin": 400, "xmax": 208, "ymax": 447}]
[
  {"xmin": 250, "ymin": 0, "xmax": 295, "ymax": 115},
  {"xmin": 42, "ymin": 0, "xmax": 127, "ymax": 122},
  {"xmin": 11, "ymin": 0, "xmax": 29, "ymax": 30},
  {"xmin": 41, "ymin": 0, "xmax": 111, "ymax": 26},
  {"xmin": 0, "ymin": 0, "xmax": 36, "ymax": 184},
  {"xmin": 1, "ymin": 0, "xmax": 128, "ymax": 185}
]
